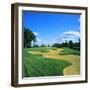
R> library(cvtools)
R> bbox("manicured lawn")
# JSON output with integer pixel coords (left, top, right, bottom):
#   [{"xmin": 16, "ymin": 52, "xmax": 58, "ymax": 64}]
[
  {"xmin": 24, "ymin": 48, "xmax": 72, "ymax": 77},
  {"xmin": 25, "ymin": 47, "xmax": 57, "ymax": 53},
  {"xmin": 58, "ymin": 48, "xmax": 80, "ymax": 56}
]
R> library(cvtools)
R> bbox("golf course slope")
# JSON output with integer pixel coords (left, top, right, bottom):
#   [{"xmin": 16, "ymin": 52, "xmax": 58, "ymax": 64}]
[{"xmin": 24, "ymin": 47, "xmax": 80, "ymax": 77}]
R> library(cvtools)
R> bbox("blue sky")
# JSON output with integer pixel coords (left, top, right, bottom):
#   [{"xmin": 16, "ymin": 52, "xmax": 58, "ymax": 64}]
[{"xmin": 23, "ymin": 11, "xmax": 80, "ymax": 45}]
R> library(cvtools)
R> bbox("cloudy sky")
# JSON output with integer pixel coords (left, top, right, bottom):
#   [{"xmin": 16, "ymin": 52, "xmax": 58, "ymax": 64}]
[{"xmin": 23, "ymin": 11, "xmax": 80, "ymax": 45}]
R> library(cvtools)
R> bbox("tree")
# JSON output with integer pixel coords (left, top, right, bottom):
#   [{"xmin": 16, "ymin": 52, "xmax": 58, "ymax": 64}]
[
  {"xmin": 48, "ymin": 44, "xmax": 50, "ymax": 47},
  {"xmin": 24, "ymin": 28, "xmax": 36, "ymax": 48},
  {"xmin": 78, "ymin": 39, "xmax": 80, "ymax": 46},
  {"xmin": 68, "ymin": 40, "xmax": 73, "ymax": 48},
  {"xmin": 78, "ymin": 39, "xmax": 80, "ymax": 51},
  {"xmin": 41, "ymin": 44, "xmax": 45, "ymax": 47},
  {"xmin": 52, "ymin": 43, "xmax": 61, "ymax": 48},
  {"xmin": 64, "ymin": 41, "xmax": 68, "ymax": 47}
]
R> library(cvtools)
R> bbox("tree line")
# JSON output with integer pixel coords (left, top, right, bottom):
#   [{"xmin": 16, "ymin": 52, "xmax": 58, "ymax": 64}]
[
  {"xmin": 24, "ymin": 28, "xmax": 80, "ymax": 51},
  {"xmin": 52, "ymin": 40, "xmax": 80, "ymax": 51}
]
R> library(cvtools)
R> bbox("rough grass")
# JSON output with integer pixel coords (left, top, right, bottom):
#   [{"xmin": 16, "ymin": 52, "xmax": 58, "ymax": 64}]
[
  {"xmin": 58, "ymin": 48, "xmax": 80, "ymax": 56},
  {"xmin": 24, "ymin": 48, "xmax": 72, "ymax": 77}
]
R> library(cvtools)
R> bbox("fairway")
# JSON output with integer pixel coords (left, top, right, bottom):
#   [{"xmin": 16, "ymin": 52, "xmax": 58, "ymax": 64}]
[{"xmin": 24, "ymin": 47, "xmax": 80, "ymax": 77}]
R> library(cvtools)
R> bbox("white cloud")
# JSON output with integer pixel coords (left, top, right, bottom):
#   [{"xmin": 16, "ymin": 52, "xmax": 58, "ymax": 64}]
[
  {"xmin": 33, "ymin": 32, "xmax": 38, "ymax": 36},
  {"xmin": 33, "ymin": 30, "xmax": 80, "ymax": 46},
  {"xmin": 58, "ymin": 30, "xmax": 80, "ymax": 43},
  {"xmin": 63, "ymin": 31, "xmax": 80, "ymax": 37},
  {"xmin": 35, "ymin": 38, "xmax": 56, "ymax": 46}
]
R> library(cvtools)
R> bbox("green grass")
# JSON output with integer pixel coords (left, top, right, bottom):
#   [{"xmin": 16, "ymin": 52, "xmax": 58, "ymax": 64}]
[
  {"xmin": 58, "ymin": 48, "xmax": 80, "ymax": 56},
  {"xmin": 27, "ymin": 47, "xmax": 51, "ymax": 52},
  {"xmin": 24, "ymin": 48, "xmax": 72, "ymax": 77},
  {"xmin": 27, "ymin": 47, "xmax": 57, "ymax": 53},
  {"xmin": 51, "ymin": 48, "xmax": 57, "ymax": 50}
]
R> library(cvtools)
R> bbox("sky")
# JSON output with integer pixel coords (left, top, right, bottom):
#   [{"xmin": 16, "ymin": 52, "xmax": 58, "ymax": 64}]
[{"xmin": 23, "ymin": 11, "xmax": 80, "ymax": 46}]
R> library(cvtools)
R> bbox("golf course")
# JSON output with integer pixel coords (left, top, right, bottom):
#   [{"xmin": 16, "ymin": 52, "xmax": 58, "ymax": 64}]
[
  {"xmin": 23, "ymin": 11, "xmax": 80, "ymax": 77},
  {"xmin": 24, "ymin": 47, "xmax": 80, "ymax": 77}
]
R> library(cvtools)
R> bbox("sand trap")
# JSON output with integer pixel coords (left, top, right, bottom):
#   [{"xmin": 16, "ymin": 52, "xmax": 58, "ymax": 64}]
[{"xmin": 28, "ymin": 49, "xmax": 80, "ymax": 76}]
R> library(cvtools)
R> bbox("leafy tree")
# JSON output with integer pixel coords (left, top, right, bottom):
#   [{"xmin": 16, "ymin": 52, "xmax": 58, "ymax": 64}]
[
  {"xmin": 48, "ymin": 44, "xmax": 50, "ymax": 47},
  {"xmin": 64, "ymin": 41, "xmax": 68, "ymax": 47},
  {"xmin": 78, "ymin": 39, "xmax": 80, "ymax": 46},
  {"xmin": 52, "ymin": 39, "xmax": 80, "ymax": 51},
  {"xmin": 78, "ymin": 39, "xmax": 80, "ymax": 51},
  {"xmin": 41, "ymin": 44, "xmax": 45, "ymax": 47},
  {"xmin": 24, "ymin": 28, "xmax": 36, "ymax": 48},
  {"xmin": 68, "ymin": 40, "xmax": 73, "ymax": 49},
  {"xmin": 33, "ymin": 44, "xmax": 39, "ymax": 47},
  {"xmin": 52, "ymin": 43, "xmax": 61, "ymax": 48},
  {"xmin": 35, "ymin": 44, "xmax": 39, "ymax": 47}
]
